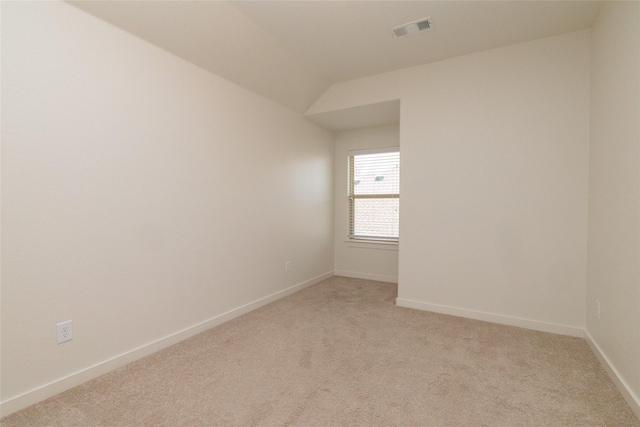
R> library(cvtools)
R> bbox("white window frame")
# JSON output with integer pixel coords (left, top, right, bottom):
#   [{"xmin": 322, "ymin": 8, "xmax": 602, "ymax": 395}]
[{"xmin": 347, "ymin": 147, "xmax": 400, "ymax": 243}]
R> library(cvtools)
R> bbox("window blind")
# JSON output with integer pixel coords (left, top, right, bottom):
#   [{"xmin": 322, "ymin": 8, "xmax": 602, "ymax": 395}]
[{"xmin": 348, "ymin": 148, "xmax": 399, "ymax": 240}]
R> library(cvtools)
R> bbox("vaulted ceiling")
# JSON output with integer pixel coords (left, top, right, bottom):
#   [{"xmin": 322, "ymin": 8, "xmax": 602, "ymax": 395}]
[{"xmin": 69, "ymin": 1, "xmax": 601, "ymax": 115}]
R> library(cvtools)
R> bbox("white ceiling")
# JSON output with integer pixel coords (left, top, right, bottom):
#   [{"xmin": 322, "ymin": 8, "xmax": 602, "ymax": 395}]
[
  {"xmin": 69, "ymin": 1, "xmax": 601, "ymax": 116},
  {"xmin": 231, "ymin": 1, "xmax": 600, "ymax": 83},
  {"xmin": 68, "ymin": 1, "xmax": 333, "ymax": 114}
]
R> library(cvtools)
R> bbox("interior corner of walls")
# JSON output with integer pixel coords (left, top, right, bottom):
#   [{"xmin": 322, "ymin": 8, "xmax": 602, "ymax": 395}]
[{"xmin": 584, "ymin": 330, "xmax": 640, "ymax": 420}]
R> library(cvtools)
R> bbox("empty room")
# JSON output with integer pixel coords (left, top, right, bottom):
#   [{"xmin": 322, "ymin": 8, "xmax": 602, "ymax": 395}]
[{"xmin": 1, "ymin": 0, "xmax": 639, "ymax": 425}]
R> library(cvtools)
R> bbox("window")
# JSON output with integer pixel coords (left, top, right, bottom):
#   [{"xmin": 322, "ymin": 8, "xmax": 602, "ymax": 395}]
[{"xmin": 348, "ymin": 148, "xmax": 400, "ymax": 241}]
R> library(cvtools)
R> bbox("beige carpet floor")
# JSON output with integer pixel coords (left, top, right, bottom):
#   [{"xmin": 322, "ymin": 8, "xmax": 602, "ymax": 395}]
[{"xmin": 2, "ymin": 276, "xmax": 638, "ymax": 426}]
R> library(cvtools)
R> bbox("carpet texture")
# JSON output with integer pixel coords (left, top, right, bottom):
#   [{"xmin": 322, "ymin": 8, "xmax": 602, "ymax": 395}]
[{"xmin": 2, "ymin": 276, "xmax": 638, "ymax": 426}]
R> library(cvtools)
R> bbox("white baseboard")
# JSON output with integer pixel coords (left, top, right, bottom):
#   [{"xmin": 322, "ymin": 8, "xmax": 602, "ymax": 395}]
[
  {"xmin": 584, "ymin": 330, "xmax": 640, "ymax": 420},
  {"xmin": 0, "ymin": 271, "xmax": 334, "ymax": 418},
  {"xmin": 334, "ymin": 270, "xmax": 397, "ymax": 283},
  {"xmin": 395, "ymin": 298, "xmax": 584, "ymax": 337}
]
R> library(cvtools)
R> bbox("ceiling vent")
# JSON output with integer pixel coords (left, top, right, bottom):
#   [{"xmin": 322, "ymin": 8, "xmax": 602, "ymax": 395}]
[{"xmin": 391, "ymin": 17, "xmax": 432, "ymax": 39}]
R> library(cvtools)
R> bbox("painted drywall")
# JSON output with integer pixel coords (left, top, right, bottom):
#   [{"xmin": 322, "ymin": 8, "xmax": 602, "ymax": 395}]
[
  {"xmin": 587, "ymin": 0, "xmax": 640, "ymax": 412},
  {"xmin": 310, "ymin": 30, "xmax": 591, "ymax": 336},
  {"xmin": 1, "ymin": 1, "xmax": 333, "ymax": 414},
  {"xmin": 334, "ymin": 124, "xmax": 399, "ymax": 283}
]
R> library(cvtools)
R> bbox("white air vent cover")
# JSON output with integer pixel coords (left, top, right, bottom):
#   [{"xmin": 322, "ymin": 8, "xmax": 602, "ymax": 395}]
[{"xmin": 391, "ymin": 17, "xmax": 432, "ymax": 39}]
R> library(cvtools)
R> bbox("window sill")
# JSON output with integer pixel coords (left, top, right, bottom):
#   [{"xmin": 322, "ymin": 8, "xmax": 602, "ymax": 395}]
[{"xmin": 344, "ymin": 239, "xmax": 399, "ymax": 251}]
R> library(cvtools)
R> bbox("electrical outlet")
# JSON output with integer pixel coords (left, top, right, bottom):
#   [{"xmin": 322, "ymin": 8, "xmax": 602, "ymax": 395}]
[
  {"xmin": 285, "ymin": 261, "xmax": 291, "ymax": 272},
  {"xmin": 596, "ymin": 300, "xmax": 601, "ymax": 320},
  {"xmin": 57, "ymin": 320, "xmax": 73, "ymax": 344}
]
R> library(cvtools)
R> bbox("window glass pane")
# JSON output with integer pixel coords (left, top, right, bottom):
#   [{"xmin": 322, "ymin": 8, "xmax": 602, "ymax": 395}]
[
  {"xmin": 353, "ymin": 152, "xmax": 399, "ymax": 196},
  {"xmin": 353, "ymin": 198, "xmax": 399, "ymax": 238}
]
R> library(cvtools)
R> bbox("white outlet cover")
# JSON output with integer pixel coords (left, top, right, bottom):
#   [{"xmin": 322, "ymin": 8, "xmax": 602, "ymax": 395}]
[{"xmin": 57, "ymin": 320, "xmax": 73, "ymax": 344}]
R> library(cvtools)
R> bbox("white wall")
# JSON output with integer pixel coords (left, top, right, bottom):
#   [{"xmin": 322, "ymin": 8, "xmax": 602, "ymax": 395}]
[
  {"xmin": 310, "ymin": 30, "xmax": 591, "ymax": 336},
  {"xmin": 1, "ymin": 1, "xmax": 334, "ymax": 415},
  {"xmin": 587, "ymin": 1, "xmax": 640, "ymax": 415},
  {"xmin": 334, "ymin": 124, "xmax": 399, "ymax": 283}
]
